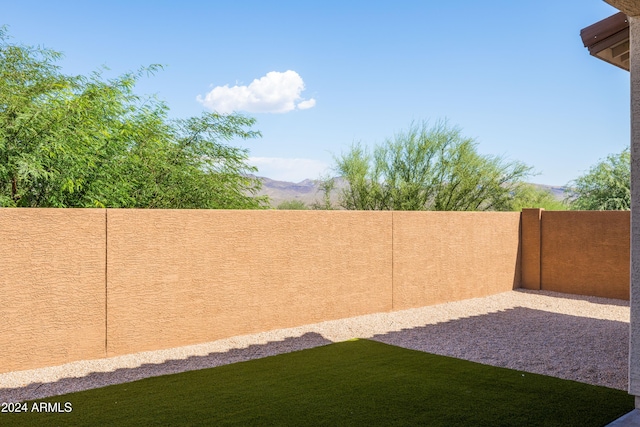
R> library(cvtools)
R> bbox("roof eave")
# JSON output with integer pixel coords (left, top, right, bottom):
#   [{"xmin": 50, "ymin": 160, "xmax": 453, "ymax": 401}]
[{"xmin": 581, "ymin": 12, "xmax": 630, "ymax": 71}]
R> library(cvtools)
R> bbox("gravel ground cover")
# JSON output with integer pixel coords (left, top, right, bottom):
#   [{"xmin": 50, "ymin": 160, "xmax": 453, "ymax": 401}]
[{"xmin": 0, "ymin": 289, "xmax": 630, "ymax": 404}]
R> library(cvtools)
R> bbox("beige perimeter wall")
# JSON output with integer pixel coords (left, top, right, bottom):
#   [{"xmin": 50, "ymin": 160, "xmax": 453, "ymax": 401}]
[
  {"xmin": 105, "ymin": 210, "xmax": 521, "ymax": 356},
  {"xmin": 541, "ymin": 210, "xmax": 630, "ymax": 300},
  {"xmin": 0, "ymin": 209, "xmax": 106, "ymax": 373},
  {"xmin": 106, "ymin": 210, "xmax": 393, "ymax": 356},
  {"xmin": 392, "ymin": 212, "xmax": 521, "ymax": 309},
  {"xmin": 0, "ymin": 208, "xmax": 631, "ymax": 373},
  {"xmin": 520, "ymin": 208, "xmax": 630, "ymax": 300}
]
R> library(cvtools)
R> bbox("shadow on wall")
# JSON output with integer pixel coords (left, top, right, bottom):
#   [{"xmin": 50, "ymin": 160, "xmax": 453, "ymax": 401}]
[{"xmin": 513, "ymin": 223, "xmax": 522, "ymax": 289}]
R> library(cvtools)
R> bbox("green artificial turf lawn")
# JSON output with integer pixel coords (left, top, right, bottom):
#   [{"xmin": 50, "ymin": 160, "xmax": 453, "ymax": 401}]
[{"xmin": 0, "ymin": 339, "xmax": 633, "ymax": 426}]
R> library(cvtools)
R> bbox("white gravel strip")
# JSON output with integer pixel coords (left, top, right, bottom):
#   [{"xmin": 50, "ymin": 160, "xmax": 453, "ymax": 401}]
[{"xmin": 0, "ymin": 289, "xmax": 630, "ymax": 403}]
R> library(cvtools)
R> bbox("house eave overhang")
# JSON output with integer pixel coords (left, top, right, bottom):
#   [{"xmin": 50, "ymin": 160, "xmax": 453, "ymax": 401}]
[{"xmin": 581, "ymin": 12, "xmax": 630, "ymax": 71}]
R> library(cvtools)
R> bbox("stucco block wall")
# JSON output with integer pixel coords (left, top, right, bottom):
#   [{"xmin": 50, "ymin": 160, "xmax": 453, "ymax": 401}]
[
  {"xmin": 392, "ymin": 212, "xmax": 521, "ymax": 310},
  {"xmin": 540, "ymin": 210, "xmax": 630, "ymax": 300},
  {"xmin": 2, "ymin": 208, "xmax": 631, "ymax": 373},
  {"xmin": 0, "ymin": 209, "xmax": 106, "ymax": 374},
  {"xmin": 521, "ymin": 208, "xmax": 542, "ymax": 290},
  {"xmin": 106, "ymin": 210, "xmax": 392, "ymax": 356}
]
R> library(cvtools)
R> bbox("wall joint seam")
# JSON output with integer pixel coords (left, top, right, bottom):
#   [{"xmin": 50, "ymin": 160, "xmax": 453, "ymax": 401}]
[{"xmin": 105, "ymin": 209, "xmax": 108, "ymax": 358}]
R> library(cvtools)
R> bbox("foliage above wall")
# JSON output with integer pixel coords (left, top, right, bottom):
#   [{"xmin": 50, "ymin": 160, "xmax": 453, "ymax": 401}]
[
  {"xmin": 0, "ymin": 28, "xmax": 267, "ymax": 208},
  {"xmin": 330, "ymin": 120, "xmax": 541, "ymax": 211},
  {"xmin": 565, "ymin": 148, "xmax": 630, "ymax": 211}
]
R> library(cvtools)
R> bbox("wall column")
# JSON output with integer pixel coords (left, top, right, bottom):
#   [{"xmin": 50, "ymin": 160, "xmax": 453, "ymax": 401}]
[
  {"xmin": 521, "ymin": 208, "xmax": 543, "ymax": 290},
  {"xmin": 629, "ymin": 15, "xmax": 640, "ymax": 408}
]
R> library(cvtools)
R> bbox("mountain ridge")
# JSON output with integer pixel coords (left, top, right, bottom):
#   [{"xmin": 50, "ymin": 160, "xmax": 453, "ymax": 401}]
[{"xmin": 253, "ymin": 176, "xmax": 568, "ymax": 208}]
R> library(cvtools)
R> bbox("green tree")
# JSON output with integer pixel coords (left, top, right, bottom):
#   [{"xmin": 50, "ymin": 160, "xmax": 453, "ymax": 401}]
[
  {"xmin": 333, "ymin": 120, "xmax": 534, "ymax": 211},
  {"xmin": 565, "ymin": 148, "xmax": 630, "ymax": 211},
  {"xmin": 510, "ymin": 184, "xmax": 567, "ymax": 211},
  {"xmin": 276, "ymin": 200, "xmax": 307, "ymax": 210},
  {"xmin": 0, "ymin": 29, "xmax": 267, "ymax": 209},
  {"xmin": 310, "ymin": 175, "xmax": 336, "ymax": 210}
]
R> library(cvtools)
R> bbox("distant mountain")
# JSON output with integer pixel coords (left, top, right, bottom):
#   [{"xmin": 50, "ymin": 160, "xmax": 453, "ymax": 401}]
[
  {"xmin": 254, "ymin": 176, "xmax": 346, "ymax": 208},
  {"xmin": 253, "ymin": 176, "xmax": 568, "ymax": 208},
  {"xmin": 531, "ymin": 184, "xmax": 568, "ymax": 201}
]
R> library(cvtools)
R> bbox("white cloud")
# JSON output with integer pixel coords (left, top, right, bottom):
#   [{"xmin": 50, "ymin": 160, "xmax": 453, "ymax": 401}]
[
  {"xmin": 248, "ymin": 157, "xmax": 330, "ymax": 182},
  {"xmin": 296, "ymin": 99, "xmax": 316, "ymax": 110},
  {"xmin": 197, "ymin": 70, "xmax": 316, "ymax": 114}
]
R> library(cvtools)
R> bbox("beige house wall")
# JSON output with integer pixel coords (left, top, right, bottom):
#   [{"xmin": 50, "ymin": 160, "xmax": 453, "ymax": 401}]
[
  {"xmin": 0, "ymin": 209, "xmax": 106, "ymax": 374},
  {"xmin": 392, "ymin": 212, "xmax": 522, "ymax": 309}
]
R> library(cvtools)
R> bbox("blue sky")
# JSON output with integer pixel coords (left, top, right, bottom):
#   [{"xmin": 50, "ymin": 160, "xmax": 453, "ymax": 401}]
[{"xmin": 2, "ymin": 0, "xmax": 630, "ymax": 185}]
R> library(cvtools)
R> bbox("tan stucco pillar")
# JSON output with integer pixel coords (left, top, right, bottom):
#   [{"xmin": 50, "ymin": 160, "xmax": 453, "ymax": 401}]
[
  {"xmin": 598, "ymin": 0, "xmax": 640, "ymax": 409},
  {"xmin": 629, "ymin": 14, "xmax": 640, "ymax": 408},
  {"xmin": 521, "ymin": 208, "xmax": 543, "ymax": 290}
]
